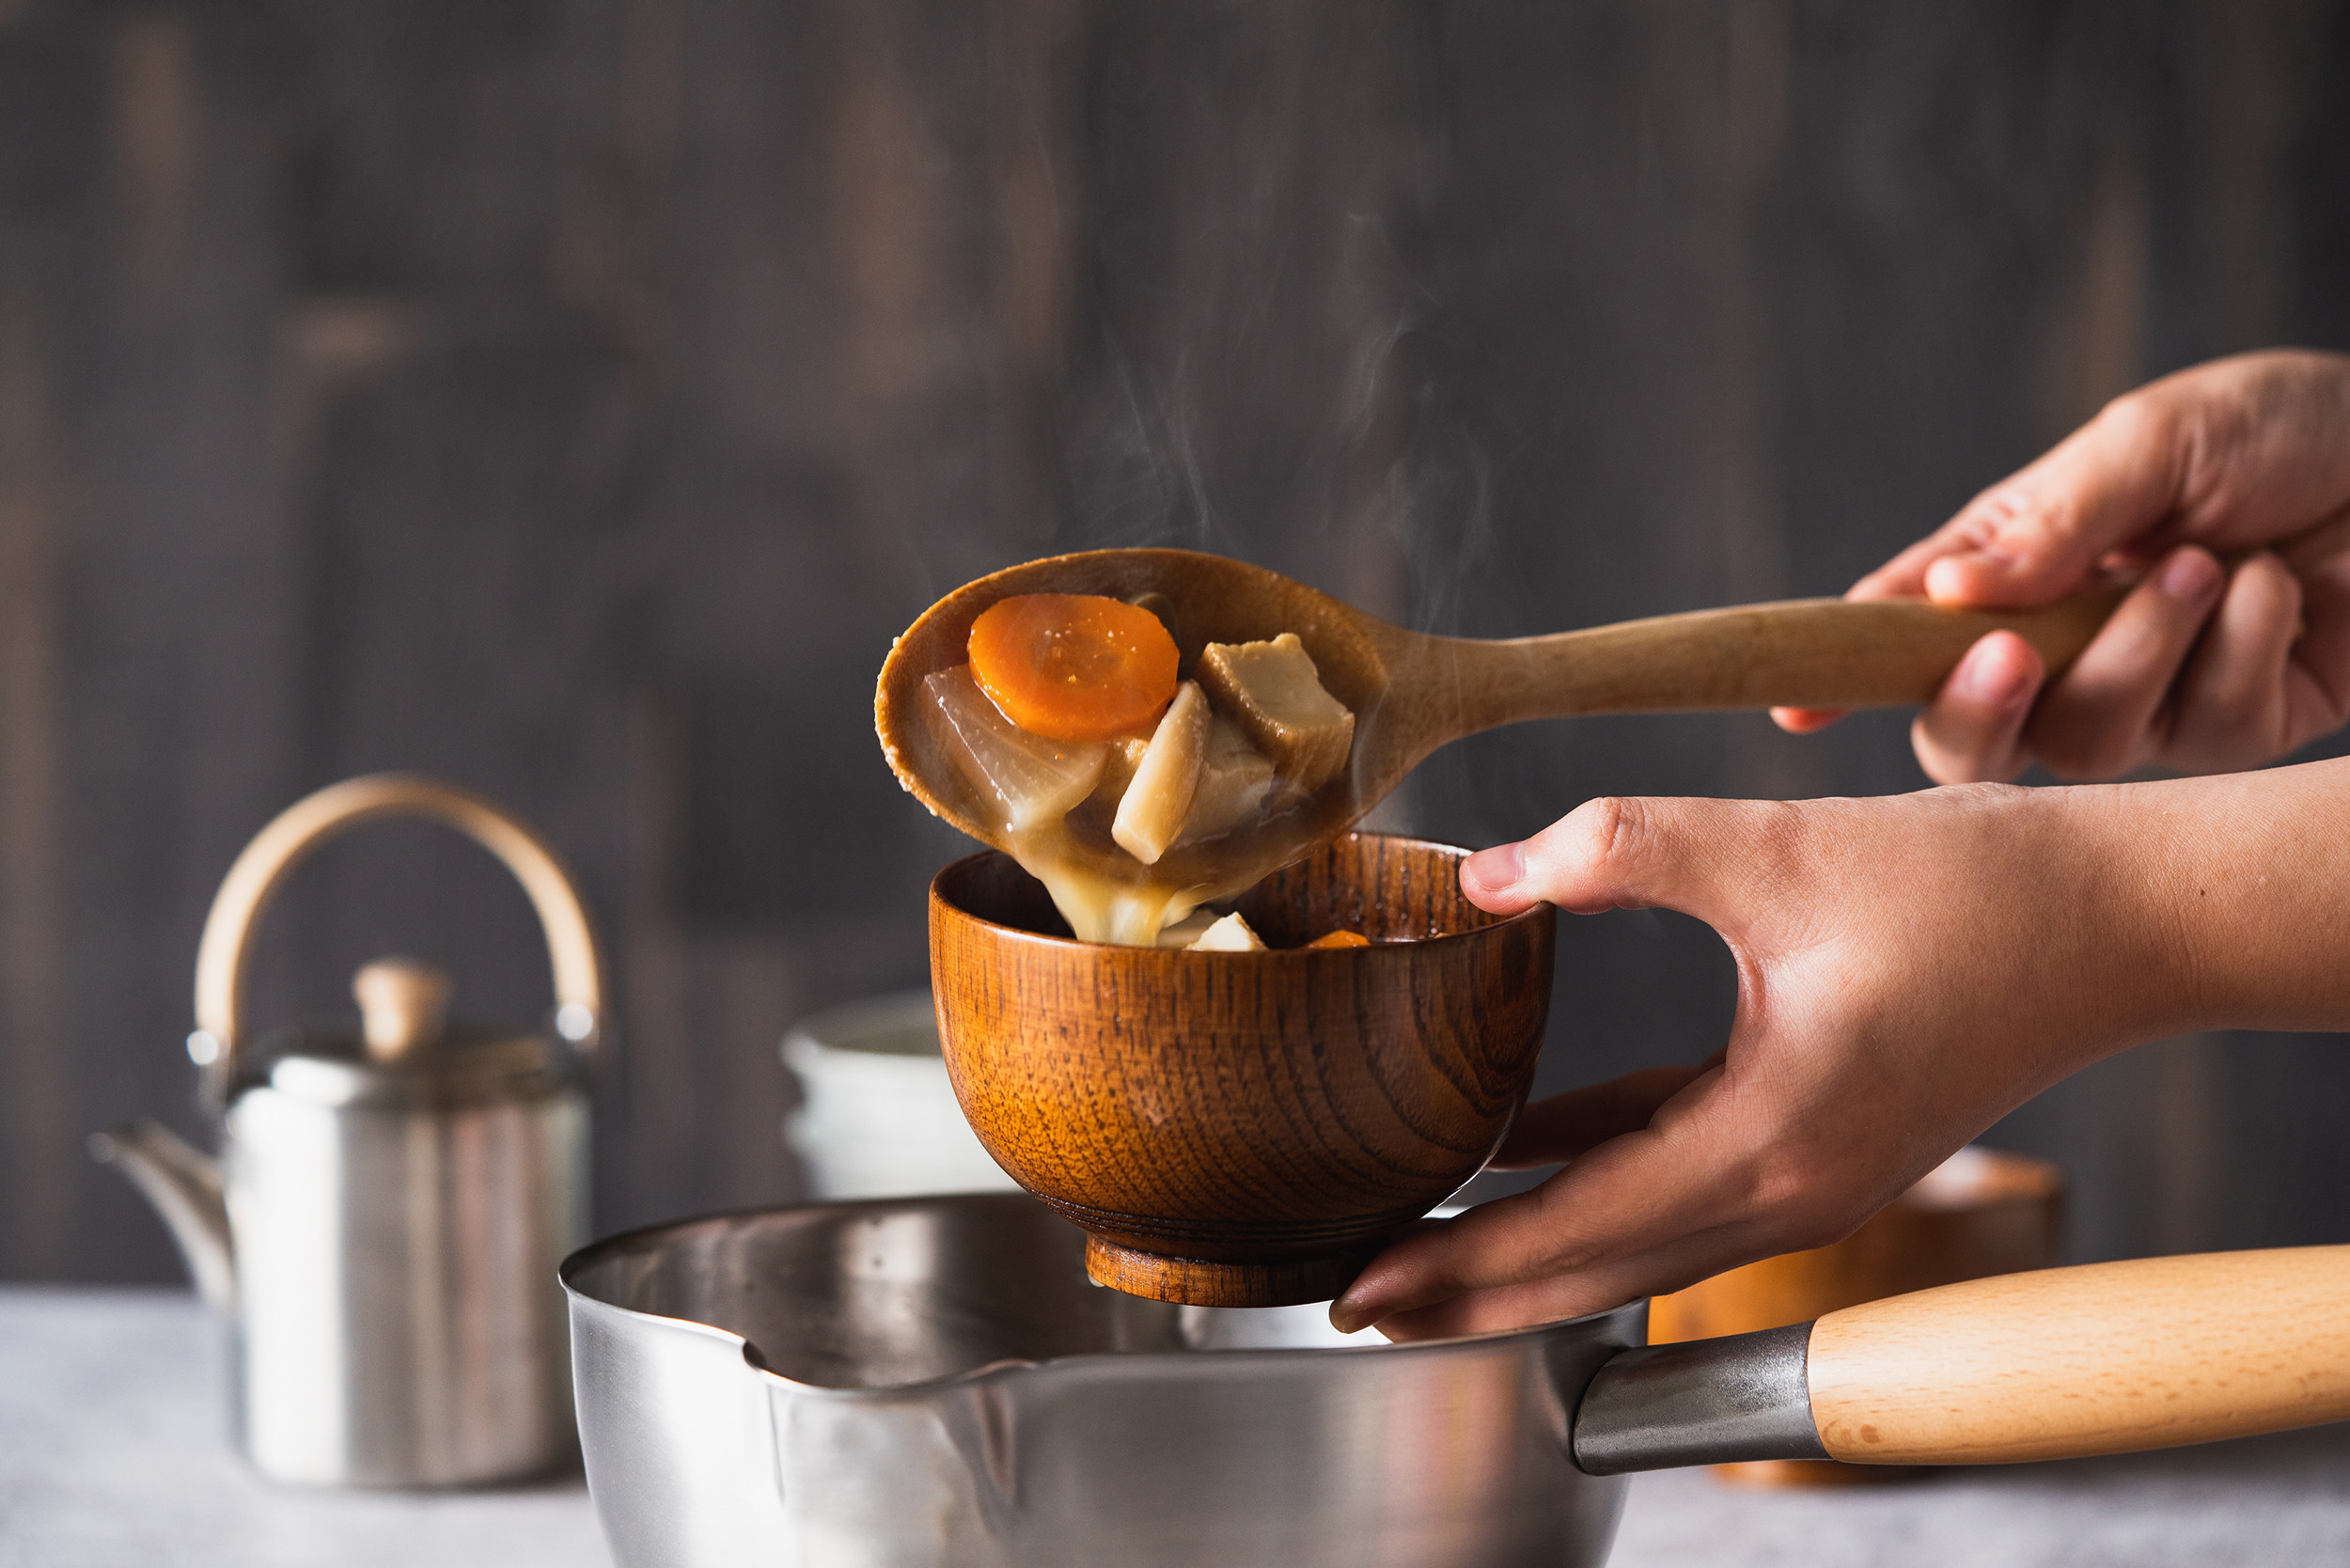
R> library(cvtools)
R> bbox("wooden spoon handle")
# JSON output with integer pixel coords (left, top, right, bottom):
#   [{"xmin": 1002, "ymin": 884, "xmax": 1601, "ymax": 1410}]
[
  {"xmin": 1439, "ymin": 583, "xmax": 2128, "ymax": 732},
  {"xmin": 1810, "ymin": 1247, "xmax": 2350, "ymax": 1465}
]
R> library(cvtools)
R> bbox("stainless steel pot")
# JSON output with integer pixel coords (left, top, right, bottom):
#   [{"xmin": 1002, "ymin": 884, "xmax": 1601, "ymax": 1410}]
[{"xmin": 564, "ymin": 1193, "xmax": 2350, "ymax": 1567}]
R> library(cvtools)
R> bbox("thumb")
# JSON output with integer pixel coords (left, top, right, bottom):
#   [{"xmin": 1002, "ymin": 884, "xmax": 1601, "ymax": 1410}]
[
  {"xmin": 1923, "ymin": 398, "xmax": 2186, "ymax": 606},
  {"xmin": 1461, "ymin": 795, "xmax": 1761, "ymax": 931}
]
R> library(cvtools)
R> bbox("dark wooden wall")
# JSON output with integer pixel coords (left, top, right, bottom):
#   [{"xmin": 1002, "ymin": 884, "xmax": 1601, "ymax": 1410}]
[{"xmin": 3, "ymin": 0, "xmax": 2345, "ymax": 1283}]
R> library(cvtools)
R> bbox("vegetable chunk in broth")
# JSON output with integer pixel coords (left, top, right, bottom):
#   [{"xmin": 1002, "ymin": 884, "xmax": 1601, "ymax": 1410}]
[{"xmin": 918, "ymin": 591, "xmax": 1358, "ymax": 945}]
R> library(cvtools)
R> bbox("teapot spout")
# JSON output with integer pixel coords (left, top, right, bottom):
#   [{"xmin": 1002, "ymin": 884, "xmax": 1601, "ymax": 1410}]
[{"xmin": 90, "ymin": 1120, "xmax": 235, "ymax": 1313}]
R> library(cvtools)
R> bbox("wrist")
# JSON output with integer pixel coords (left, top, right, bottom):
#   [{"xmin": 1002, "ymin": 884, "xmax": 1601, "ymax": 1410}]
[
  {"xmin": 2013, "ymin": 782, "xmax": 2206, "ymax": 1059},
  {"xmin": 2067, "ymin": 760, "xmax": 2350, "ymax": 1037}
]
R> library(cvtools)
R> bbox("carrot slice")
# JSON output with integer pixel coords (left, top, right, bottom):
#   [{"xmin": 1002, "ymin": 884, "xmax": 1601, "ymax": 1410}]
[
  {"xmin": 1305, "ymin": 929, "xmax": 1371, "ymax": 949},
  {"xmin": 968, "ymin": 594, "xmax": 1181, "ymax": 742}
]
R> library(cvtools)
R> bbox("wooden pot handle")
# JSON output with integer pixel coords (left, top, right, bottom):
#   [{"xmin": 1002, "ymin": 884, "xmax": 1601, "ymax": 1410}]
[{"xmin": 1810, "ymin": 1247, "xmax": 2350, "ymax": 1465}]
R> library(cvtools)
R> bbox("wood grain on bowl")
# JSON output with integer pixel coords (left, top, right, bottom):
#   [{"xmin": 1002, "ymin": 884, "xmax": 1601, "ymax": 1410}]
[{"xmin": 929, "ymin": 833, "xmax": 1557, "ymax": 1307}]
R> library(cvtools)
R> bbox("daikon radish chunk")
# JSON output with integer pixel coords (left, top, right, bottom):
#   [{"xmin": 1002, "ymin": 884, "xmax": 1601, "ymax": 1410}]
[
  {"xmin": 1195, "ymin": 633, "xmax": 1355, "ymax": 795},
  {"xmin": 1111, "ymin": 681, "xmax": 1211, "ymax": 865},
  {"xmin": 1185, "ymin": 912, "xmax": 1267, "ymax": 952},
  {"xmin": 1173, "ymin": 716, "xmax": 1275, "ymax": 846},
  {"xmin": 1305, "ymin": 929, "xmax": 1371, "ymax": 949},
  {"xmin": 967, "ymin": 593, "xmax": 1181, "ymax": 742},
  {"xmin": 1154, "ymin": 909, "xmax": 1222, "ymax": 949},
  {"xmin": 922, "ymin": 665, "xmax": 1106, "ymax": 834}
]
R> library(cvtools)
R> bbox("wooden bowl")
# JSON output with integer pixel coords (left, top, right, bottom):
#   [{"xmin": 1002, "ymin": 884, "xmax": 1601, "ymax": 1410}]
[
  {"xmin": 1648, "ymin": 1144, "xmax": 2064, "ymax": 1486},
  {"xmin": 928, "ymin": 832, "xmax": 1557, "ymax": 1308}
]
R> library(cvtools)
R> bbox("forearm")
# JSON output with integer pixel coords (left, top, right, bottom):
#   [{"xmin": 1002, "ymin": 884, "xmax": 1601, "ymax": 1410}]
[{"xmin": 2087, "ymin": 756, "xmax": 2350, "ymax": 1035}]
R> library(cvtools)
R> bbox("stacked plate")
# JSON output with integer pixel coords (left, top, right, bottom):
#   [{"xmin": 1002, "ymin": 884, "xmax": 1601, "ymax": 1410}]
[{"xmin": 780, "ymin": 990, "xmax": 1020, "ymax": 1200}]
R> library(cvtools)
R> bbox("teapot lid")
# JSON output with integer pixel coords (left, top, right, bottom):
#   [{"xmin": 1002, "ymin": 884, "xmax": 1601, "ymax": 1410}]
[{"xmin": 243, "ymin": 957, "xmax": 579, "ymax": 1109}]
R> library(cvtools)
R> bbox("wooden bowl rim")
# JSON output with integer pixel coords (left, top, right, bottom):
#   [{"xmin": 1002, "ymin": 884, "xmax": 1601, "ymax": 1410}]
[{"xmin": 927, "ymin": 830, "xmax": 1555, "ymax": 957}]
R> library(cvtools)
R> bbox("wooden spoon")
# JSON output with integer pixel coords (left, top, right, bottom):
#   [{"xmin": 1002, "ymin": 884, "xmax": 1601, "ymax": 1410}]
[{"xmin": 876, "ymin": 548, "xmax": 2123, "ymax": 903}]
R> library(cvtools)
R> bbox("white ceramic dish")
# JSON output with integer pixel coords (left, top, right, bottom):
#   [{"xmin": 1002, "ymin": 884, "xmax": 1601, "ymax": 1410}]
[{"xmin": 780, "ymin": 990, "xmax": 1019, "ymax": 1199}]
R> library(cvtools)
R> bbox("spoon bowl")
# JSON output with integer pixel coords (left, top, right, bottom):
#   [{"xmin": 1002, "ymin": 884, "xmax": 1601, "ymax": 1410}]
[{"xmin": 879, "ymin": 550, "xmax": 1403, "ymax": 902}]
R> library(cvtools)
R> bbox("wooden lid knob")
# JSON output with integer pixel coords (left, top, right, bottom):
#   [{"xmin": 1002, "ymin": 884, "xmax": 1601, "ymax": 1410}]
[{"xmin": 353, "ymin": 957, "xmax": 451, "ymax": 1060}]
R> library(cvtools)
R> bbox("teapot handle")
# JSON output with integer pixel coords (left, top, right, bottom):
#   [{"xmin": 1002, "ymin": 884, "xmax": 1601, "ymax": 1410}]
[{"xmin": 191, "ymin": 773, "xmax": 604, "ymax": 1106}]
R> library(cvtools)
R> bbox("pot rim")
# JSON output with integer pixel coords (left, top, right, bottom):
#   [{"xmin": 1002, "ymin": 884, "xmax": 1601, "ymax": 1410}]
[{"xmin": 559, "ymin": 1194, "xmax": 1646, "ymax": 1403}]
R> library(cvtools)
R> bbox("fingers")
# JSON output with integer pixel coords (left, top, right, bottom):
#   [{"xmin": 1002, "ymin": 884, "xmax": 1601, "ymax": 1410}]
[
  {"xmin": 1460, "ymin": 796, "xmax": 1763, "ymax": 930},
  {"xmin": 1909, "ymin": 632, "xmax": 2044, "ymax": 784},
  {"xmin": 2027, "ymin": 545, "xmax": 2225, "ymax": 779},
  {"xmin": 1915, "ymin": 546, "xmax": 2333, "ymax": 781},
  {"xmin": 1769, "ymin": 704, "xmax": 1841, "ymax": 734},
  {"xmin": 1826, "ymin": 354, "xmax": 2350, "ymax": 778},
  {"xmin": 2280, "ymin": 514, "xmax": 2350, "ymax": 745},
  {"xmin": 1331, "ymin": 1062, "xmax": 1866, "ymax": 1338},
  {"xmin": 1491, "ymin": 1062, "xmax": 1716, "ymax": 1168},
  {"xmin": 1853, "ymin": 523, "xmax": 1988, "ymax": 602},
  {"xmin": 1363, "ymin": 1222, "xmax": 1772, "ymax": 1342},
  {"xmin": 1916, "ymin": 396, "xmax": 2188, "ymax": 607},
  {"xmin": 1881, "ymin": 353, "xmax": 2350, "ymax": 612},
  {"xmin": 2168, "ymin": 552, "xmax": 2303, "ymax": 770},
  {"xmin": 1333, "ymin": 1096, "xmax": 1754, "ymax": 1335},
  {"xmin": 1850, "ymin": 378, "xmax": 2205, "ymax": 615}
]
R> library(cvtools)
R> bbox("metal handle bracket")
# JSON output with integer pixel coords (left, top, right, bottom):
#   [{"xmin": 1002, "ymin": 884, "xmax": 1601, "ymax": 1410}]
[{"xmin": 1570, "ymin": 1322, "xmax": 1825, "ymax": 1476}]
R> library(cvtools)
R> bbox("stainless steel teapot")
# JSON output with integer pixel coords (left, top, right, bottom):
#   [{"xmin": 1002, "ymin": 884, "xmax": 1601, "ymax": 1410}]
[{"xmin": 95, "ymin": 774, "xmax": 604, "ymax": 1488}]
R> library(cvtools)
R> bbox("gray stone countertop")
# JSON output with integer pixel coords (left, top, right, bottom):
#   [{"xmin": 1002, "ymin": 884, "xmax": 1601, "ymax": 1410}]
[
  {"xmin": 0, "ymin": 1288, "xmax": 610, "ymax": 1568},
  {"xmin": 5, "ymin": 1286, "xmax": 2346, "ymax": 1566}
]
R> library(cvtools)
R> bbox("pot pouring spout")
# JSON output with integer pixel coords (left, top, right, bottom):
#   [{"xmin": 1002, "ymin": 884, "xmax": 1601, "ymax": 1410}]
[{"xmin": 90, "ymin": 1120, "xmax": 234, "ymax": 1313}]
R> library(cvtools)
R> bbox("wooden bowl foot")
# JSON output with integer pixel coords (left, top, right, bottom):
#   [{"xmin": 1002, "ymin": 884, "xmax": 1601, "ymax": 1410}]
[{"xmin": 1085, "ymin": 1234, "xmax": 1375, "ymax": 1308}]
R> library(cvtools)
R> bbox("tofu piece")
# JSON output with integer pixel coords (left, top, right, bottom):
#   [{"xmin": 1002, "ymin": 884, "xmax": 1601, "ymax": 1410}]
[
  {"xmin": 1154, "ymin": 909, "xmax": 1223, "ymax": 949},
  {"xmin": 1185, "ymin": 912, "xmax": 1267, "ymax": 952},
  {"xmin": 921, "ymin": 665, "xmax": 1106, "ymax": 834},
  {"xmin": 1111, "ymin": 681, "xmax": 1211, "ymax": 865},
  {"xmin": 1194, "ymin": 633, "xmax": 1355, "ymax": 796},
  {"xmin": 1173, "ymin": 717, "xmax": 1276, "ymax": 846}
]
